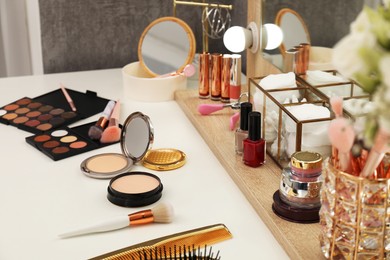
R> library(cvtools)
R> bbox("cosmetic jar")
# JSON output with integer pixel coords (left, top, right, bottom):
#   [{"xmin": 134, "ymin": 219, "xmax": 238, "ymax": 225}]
[
  {"xmin": 107, "ymin": 171, "xmax": 163, "ymax": 207},
  {"xmin": 279, "ymin": 151, "xmax": 323, "ymax": 209}
]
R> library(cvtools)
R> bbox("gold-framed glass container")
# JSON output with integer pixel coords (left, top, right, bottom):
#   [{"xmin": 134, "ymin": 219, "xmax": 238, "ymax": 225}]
[
  {"xmin": 297, "ymin": 70, "xmax": 372, "ymax": 119},
  {"xmin": 249, "ymin": 76, "xmax": 333, "ymax": 168},
  {"xmin": 319, "ymin": 160, "xmax": 390, "ymax": 259}
]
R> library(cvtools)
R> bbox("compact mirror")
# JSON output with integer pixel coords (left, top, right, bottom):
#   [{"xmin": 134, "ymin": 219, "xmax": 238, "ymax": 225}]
[
  {"xmin": 138, "ymin": 16, "xmax": 196, "ymax": 76},
  {"xmin": 80, "ymin": 112, "xmax": 153, "ymax": 179},
  {"xmin": 121, "ymin": 112, "xmax": 154, "ymax": 161},
  {"xmin": 275, "ymin": 8, "xmax": 310, "ymax": 55}
]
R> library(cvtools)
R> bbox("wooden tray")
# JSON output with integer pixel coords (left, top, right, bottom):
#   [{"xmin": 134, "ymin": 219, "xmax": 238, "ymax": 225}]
[{"xmin": 175, "ymin": 89, "xmax": 322, "ymax": 260}]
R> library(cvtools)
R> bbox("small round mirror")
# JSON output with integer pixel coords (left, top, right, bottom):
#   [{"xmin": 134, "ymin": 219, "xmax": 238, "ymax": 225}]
[
  {"xmin": 121, "ymin": 112, "xmax": 154, "ymax": 162},
  {"xmin": 138, "ymin": 16, "xmax": 196, "ymax": 77},
  {"xmin": 275, "ymin": 8, "xmax": 310, "ymax": 55}
]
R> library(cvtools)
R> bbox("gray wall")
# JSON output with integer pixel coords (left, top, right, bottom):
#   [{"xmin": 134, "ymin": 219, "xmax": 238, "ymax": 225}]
[
  {"xmin": 39, "ymin": 0, "xmax": 363, "ymax": 74},
  {"xmin": 39, "ymin": 0, "xmax": 245, "ymax": 74},
  {"xmin": 264, "ymin": 0, "xmax": 364, "ymax": 50}
]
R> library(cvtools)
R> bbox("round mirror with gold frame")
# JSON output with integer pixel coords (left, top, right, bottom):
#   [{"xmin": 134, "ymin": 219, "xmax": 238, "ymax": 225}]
[
  {"xmin": 275, "ymin": 8, "xmax": 310, "ymax": 56},
  {"xmin": 138, "ymin": 16, "xmax": 196, "ymax": 77}
]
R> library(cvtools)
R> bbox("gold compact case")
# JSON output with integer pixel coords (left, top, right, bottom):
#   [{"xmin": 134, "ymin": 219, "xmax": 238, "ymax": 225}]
[
  {"xmin": 142, "ymin": 148, "xmax": 186, "ymax": 171},
  {"xmin": 81, "ymin": 111, "xmax": 186, "ymax": 179}
]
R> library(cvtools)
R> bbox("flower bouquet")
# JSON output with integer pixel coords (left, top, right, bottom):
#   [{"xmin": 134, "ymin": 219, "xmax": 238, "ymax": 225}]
[{"xmin": 319, "ymin": 1, "xmax": 390, "ymax": 259}]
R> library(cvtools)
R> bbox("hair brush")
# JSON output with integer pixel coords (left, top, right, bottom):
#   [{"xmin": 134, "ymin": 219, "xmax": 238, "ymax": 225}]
[
  {"xmin": 89, "ymin": 223, "xmax": 232, "ymax": 260},
  {"xmin": 124, "ymin": 245, "xmax": 221, "ymax": 260}
]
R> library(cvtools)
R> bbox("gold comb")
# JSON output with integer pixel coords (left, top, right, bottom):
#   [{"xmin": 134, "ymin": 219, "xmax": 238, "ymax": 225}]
[{"xmin": 89, "ymin": 223, "xmax": 232, "ymax": 260}]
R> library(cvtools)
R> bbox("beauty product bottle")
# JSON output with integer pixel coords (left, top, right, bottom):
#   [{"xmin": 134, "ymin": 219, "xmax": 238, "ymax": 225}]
[
  {"xmin": 243, "ymin": 111, "xmax": 265, "ymax": 167},
  {"xmin": 198, "ymin": 53, "xmax": 210, "ymax": 99},
  {"xmin": 235, "ymin": 102, "xmax": 252, "ymax": 155},
  {"xmin": 220, "ymin": 54, "xmax": 231, "ymax": 103},
  {"xmin": 229, "ymin": 54, "xmax": 241, "ymax": 102},
  {"xmin": 300, "ymin": 43, "xmax": 311, "ymax": 73},
  {"xmin": 210, "ymin": 53, "xmax": 222, "ymax": 101},
  {"xmin": 279, "ymin": 151, "xmax": 323, "ymax": 209}
]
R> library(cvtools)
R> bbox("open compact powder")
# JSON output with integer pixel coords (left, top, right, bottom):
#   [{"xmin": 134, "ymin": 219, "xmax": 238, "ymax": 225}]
[
  {"xmin": 107, "ymin": 172, "xmax": 163, "ymax": 207},
  {"xmin": 81, "ymin": 153, "xmax": 132, "ymax": 178},
  {"xmin": 80, "ymin": 112, "xmax": 153, "ymax": 179}
]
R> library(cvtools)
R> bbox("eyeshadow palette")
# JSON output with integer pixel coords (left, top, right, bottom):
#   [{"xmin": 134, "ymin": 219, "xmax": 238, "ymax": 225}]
[
  {"xmin": 0, "ymin": 88, "xmax": 111, "ymax": 134},
  {"xmin": 26, "ymin": 121, "xmax": 120, "ymax": 161}
]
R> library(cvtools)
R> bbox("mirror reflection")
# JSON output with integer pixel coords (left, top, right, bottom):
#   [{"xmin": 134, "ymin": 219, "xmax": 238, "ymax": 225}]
[
  {"xmin": 124, "ymin": 114, "xmax": 152, "ymax": 160},
  {"xmin": 275, "ymin": 8, "xmax": 310, "ymax": 55},
  {"xmin": 138, "ymin": 17, "xmax": 196, "ymax": 76}
]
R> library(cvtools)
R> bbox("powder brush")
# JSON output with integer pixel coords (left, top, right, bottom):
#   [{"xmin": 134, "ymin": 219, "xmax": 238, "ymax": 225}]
[
  {"xmin": 88, "ymin": 100, "xmax": 116, "ymax": 140},
  {"xmin": 100, "ymin": 100, "xmax": 121, "ymax": 143},
  {"xmin": 59, "ymin": 202, "xmax": 174, "ymax": 238}
]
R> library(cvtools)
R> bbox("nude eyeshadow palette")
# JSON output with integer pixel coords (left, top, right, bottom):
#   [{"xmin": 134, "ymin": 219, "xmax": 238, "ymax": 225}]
[
  {"xmin": 25, "ymin": 121, "xmax": 120, "ymax": 161},
  {"xmin": 0, "ymin": 88, "xmax": 110, "ymax": 134}
]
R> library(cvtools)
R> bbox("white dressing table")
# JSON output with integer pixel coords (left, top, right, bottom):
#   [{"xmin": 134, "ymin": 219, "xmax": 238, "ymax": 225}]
[{"xmin": 0, "ymin": 69, "xmax": 290, "ymax": 260}]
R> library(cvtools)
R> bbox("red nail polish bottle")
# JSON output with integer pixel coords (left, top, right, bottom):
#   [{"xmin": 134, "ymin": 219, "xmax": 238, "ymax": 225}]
[{"xmin": 243, "ymin": 111, "xmax": 266, "ymax": 167}]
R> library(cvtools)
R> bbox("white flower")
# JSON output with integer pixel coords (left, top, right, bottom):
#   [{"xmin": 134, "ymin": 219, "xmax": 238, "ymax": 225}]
[
  {"xmin": 351, "ymin": 9, "xmax": 371, "ymax": 33},
  {"xmin": 332, "ymin": 30, "xmax": 376, "ymax": 79},
  {"xmin": 379, "ymin": 55, "xmax": 390, "ymax": 88},
  {"xmin": 384, "ymin": 0, "xmax": 389, "ymax": 8}
]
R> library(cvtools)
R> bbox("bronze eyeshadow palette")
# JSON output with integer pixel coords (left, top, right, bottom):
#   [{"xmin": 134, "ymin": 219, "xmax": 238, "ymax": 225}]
[
  {"xmin": 0, "ymin": 88, "xmax": 110, "ymax": 134},
  {"xmin": 26, "ymin": 121, "xmax": 120, "ymax": 161}
]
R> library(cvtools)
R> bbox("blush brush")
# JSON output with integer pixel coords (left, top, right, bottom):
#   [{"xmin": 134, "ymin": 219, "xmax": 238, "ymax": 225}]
[
  {"xmin": 100, "ymin": 100, "xmax": 121, "ymax": 143},
  {"xmin": 59, "ymin": 202, "xmax": 174, "ymax": 238},
  {"xmin": 88, "ymin": 100, "xmax": 116, "ymax": 140}
]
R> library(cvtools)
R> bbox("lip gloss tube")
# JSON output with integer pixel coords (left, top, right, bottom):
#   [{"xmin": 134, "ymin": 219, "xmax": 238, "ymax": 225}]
[
  {"xmin": 221, "ymin": 54, "xmax": 231, "ymax": 103},
  {"xmin": 229, "ymin": 54, "xmax": 242, "ymax": 102},
  {"xmin": 211, "ymin": 53, "xmax": 222, "ymax": 101},
  {"xmin": 198, "ymin": 53, "xmax": 210, "ymax": 99}
]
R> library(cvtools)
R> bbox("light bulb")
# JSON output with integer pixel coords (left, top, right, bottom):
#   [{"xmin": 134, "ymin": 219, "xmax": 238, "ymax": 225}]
[
  {"xmin": 223, "ymin": 26, "xmax": 253, "ymax": 53},
  {"xmin": 263, "ymin": 23, "xmax": 283, "ymax": 50}
]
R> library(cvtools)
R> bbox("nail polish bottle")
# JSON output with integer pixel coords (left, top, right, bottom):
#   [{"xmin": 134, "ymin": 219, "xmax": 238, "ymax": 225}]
[
  {"xmin": 235, "ymin": 102, "xmax": 252, "ymax": 155},
  {"xmin": 243, "ymin": 111, "xmax": 266, "ymax": 167}
]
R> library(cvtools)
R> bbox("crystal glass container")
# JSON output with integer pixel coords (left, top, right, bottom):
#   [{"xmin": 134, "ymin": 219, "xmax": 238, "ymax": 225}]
[{"xmin": 319, "ymin": 159, "xmax": 390, "ymax": 259}]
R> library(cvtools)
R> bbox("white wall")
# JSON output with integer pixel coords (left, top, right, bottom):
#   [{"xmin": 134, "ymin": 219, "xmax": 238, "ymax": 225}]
[{"xmin": 0, "ymin": 0, "xmax": 42, "ymax": 77}]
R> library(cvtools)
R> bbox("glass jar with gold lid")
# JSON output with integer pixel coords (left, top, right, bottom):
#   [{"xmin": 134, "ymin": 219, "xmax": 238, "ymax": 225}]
[{"xmin": 279, "ymin": 151, "xmax": 323, "ymax": 209}]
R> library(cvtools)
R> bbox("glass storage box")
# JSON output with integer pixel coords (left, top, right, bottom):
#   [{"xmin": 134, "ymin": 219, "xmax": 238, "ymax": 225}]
[
  {"xmin": 297, "ymin": 70, "xmax": 372, "ymax": 120},
  {"xmin": 319, "ymin": 160, "xmax": 390, "ymax": 259},
  {"xmin": 249, "ymin": 76, "xmax": 333, "ymax": 168}
]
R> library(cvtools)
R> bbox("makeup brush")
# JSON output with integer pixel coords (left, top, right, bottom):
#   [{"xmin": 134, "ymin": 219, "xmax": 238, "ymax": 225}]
[
  {"xmin": 230, "ymin": 112, "xmax": 240, "ymax": 131},
  {"xmin": 330, "ymin": 96, "xmax": 343, "ymax": 118},
  {"xmin": 360, "ymin": 128, "xmax": 390, "ymax": 178},
  {"xmin": 88, "ymin": 100, "xmax": 116, "ymax": 140},
  {"xmin": 328, "ymin": 117, "xmax": 355, "ymax": 172},
  {"xmin": 59, "ymin": 202, "xmax": 174, "ymax": 238},
  {"xmin": 100, "ymin": 100, "xmax": 121, "ymax": 143},
  {"xmin": 156, "ymin": 64, "xmax": 196, "ymax": 78},
  {"xmin": 60, "ymin": 83, "xmax": 77, "ymax": 112}
]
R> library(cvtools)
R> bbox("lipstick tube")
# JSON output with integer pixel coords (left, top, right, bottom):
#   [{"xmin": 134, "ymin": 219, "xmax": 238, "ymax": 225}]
[
  {"xmin": 294, "ymin": 45, "xmax": 304, "ymax": 75},
  {"xmin": 198, "ymin": 53, "xmax": 210, "ymax": 99},
  {"xmin": 283, "ymin": 48, "xmax": 299, "ymax": 73},
  {"xmin": 210, "ymin": 53, "xmax": 222, "ymax": 101},
  {"xmin": 300, "ymin": 43, "xmax": 311, "ymax": 73},
  {"xmin": 229, "ymin": 54, "xmax": 242, "ymax": 102},
  {"xmin": 221, "ymin": 54, "xmax": 231, "ymax": 103}
]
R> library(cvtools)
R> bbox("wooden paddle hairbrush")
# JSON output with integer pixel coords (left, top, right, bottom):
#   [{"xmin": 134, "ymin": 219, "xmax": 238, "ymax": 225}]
[{"xmin": 89, "ymin": 223, "xmax": 232, "ymax": 260}]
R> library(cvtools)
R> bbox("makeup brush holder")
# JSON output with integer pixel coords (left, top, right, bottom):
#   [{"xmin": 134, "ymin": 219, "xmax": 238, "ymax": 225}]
[
  {"xmin": 249, "ymin": 77, "xmax": 332, "ymax": 168},
  {"xmin": 122, "ymin": 62, "xmax": 187, "ymax": 102},
  {"xmin": 319, "ymin": 160, "xmax": 390, "ymax": 259}
]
